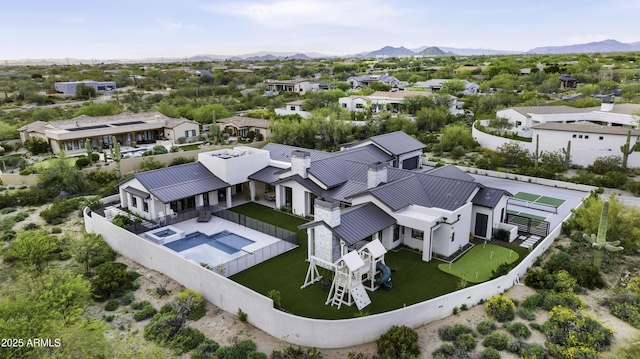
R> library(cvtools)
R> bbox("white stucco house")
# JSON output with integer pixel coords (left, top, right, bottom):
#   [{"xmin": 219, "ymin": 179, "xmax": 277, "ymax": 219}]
[
  {"xmin": 346, "ymin": 75, "xmax": 401, "ymax": 89},
  {"xmin": 413, "ymin": 79, "xmax": 480, "ymax": 95},
  {"xmin": 115, "ymin": 131, "xmax": 514, "ymax": 263},
  {"xmin": 339, "ymin": 91, "xmax": 461, "ymax": 115},
  {"xmin": 274, "ymin": 100, "xmax": 312, "ymax": 118}
]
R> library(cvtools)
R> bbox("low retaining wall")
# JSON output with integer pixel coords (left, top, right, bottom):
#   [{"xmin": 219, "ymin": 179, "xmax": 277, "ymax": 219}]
[{"xmin": 84, "ymin": 205, "xmax": 574, "ymax": 349}]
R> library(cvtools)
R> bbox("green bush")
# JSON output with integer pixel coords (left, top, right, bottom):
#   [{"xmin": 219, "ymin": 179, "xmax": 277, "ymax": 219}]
[
  {"xmin": 191, "ymin": 338, "xmax": 220, "ymax": 359},
  {"xmin": 454, "ymin": 333, "xmax": 476, "ymax": 352},
  {"xmin": 432, "ymin": 342, "xmax": 455, "ymax": 358},
  {"xmin": 524, "ymin": 269, "xmax": 555, "ymax": 290},
  {"xmin": 0, "ymin": 207, "xmax": 16, "ymax": 214},
  {"xmin": 169, "ymin": 156, "xmax": 195, "ymax": 167},
  {"xmin": 76, "ymin": 157, "xmax": 90, "ymax": 168},
  {"xmin": 120, "ymin": 291, "xmax": 135, "ymax": 305},
  {"xmin": 268, "ymin": 289, "xmax": 282, "ymax": 309},
  {"xmin": 23, "ymin": 222, "xmax": 39, "ymax": 230},
  {"xmin": 438, "ymin": 323, "xmax": 475, "ymax": 341},
  {"xmin": 91, "ymin": 262, "xmax": 135, "ymax": 299},
  {"xmin": 131, "ymin": 300, "xmax": 152, "ymax": 310},
  {"xmin": 144, "ymin": 313, "xmax": 206, "ymax": 354},
  {"xmin": 134, "ymin": 304, "xmax": 158, "ymax": 321},
  {"xmin": 504, "ymin": 321, "xmax": 531, "ymax": 339},
  {"xmin": 542, "ymin": 306, "xmax": 614, "ymax": 358},
  {"xmin": 376, "ymin": 325, "xmax": 420, "ymax": 359},
  {"xmin": 505, "ymin": 338, "xmax": 524, "ymax": 353},
  {"xmin": 91, "ymin": 153, "xmax": 100, "ymax": 162},
  {"xmin": 483, "ymin": 332, "xmax": 511, "ymax": 351},
  {"xmin": 105, "ymin": 299, "xmax": 120, "ymax": 311},
  {"xmin": 237, "ymin": 308, "xmax": 247, "ymax": 322},
  {"xmin": 40, "ymin": 198, "xmax": 83, "ymax": 224},
  {"xmin": 479, "ymin": 347, "xmax": 501, "ymax": 359},
  {"xmin": 51, "ymin": 227, "xmax": 62, "ymax": 234},
  {"xmin": 476, "ymin": 319, "xmax": 498, "ymax": 335},
  {"xmin": 521, "ymin": 293, "xmax": 544, "ymax": 310},
  {"xmin": 177, "ymin": 289, "xmax": 207, "ymax": 321},
  {"xmin": 485, "ymin": 294, "xmax": 515, "ymax": 322},
  {"xmin": 517, "ymin": 307, "xmax": 536, "ymax": 321},
  {"xmin": 520, "ymin": 343, "xmax": 548, "ymax": 359}
]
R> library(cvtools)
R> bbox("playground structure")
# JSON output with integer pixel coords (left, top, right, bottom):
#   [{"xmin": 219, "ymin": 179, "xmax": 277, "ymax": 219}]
[{"xmin": 302, "ymin": 239, "xmax": 393, "ymax": 310}]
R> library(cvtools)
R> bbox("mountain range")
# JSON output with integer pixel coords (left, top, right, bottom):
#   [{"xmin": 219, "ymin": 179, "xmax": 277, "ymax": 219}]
[{"xmin": 4, "ymin": 39, "xmax": 640, "ymax": 65}]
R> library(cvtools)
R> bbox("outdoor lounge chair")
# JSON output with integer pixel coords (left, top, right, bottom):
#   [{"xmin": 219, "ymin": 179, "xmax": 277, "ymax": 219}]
[{"xmin": 197, "ymin": 210, "xmax": 212, "ymax": 222}]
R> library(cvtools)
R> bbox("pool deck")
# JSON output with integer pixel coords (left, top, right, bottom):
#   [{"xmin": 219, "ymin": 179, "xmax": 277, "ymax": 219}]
[{"xmin": 143, "ymin": 216, "xmax": 282, "ymax": 267}]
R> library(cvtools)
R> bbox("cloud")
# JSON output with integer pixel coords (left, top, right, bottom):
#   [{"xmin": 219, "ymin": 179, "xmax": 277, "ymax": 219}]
[
  {"xmin": 158, "ymin": 20, "xmax": 183, "ymax": 32},
  {"xmin": 205, "ymin": 0, "xmax": 405, "ymax": 29}
]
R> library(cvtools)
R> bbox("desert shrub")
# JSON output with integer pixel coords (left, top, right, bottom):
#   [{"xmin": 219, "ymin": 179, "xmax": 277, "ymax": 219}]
[
  {"xmin": 438, "ymin": 323, "xmax": 475, "ymax": 341},
  {"xmin": 91, "ymin": 262, "xmax": 135, "ymax": 299},
  {"xmin": 520, "ymin": 343, "xmax": 548, "ymax": 359},
  {"xmin": 191, "ymin": 338, "xmax": 220, "ymax": 359},
  {"xmin": 521, "ymin": 293, "xmax": 544, "ymax": 310},
  {"xmin": 51, "ymin": 227, "xmax": 62, "ymax": 234},
  {"xmin": 267, "ymin": 289, "xmax": 282, "ymax": 309},
  {"xmin": 270, "ymin": 345, "xmax": 321, "ymax": 359},
  {"xmin": 75, "ymin": 157, "xmax": 90, "ymax": 168},
  {"xmin": 483, "ymin": 332, "xmax": 511, "ymax": 351},
  {"xmin": 432, "ymin": 343, "xmax": 455, "ymax": 358},
  {"xmin": 505, "ymin": 338, "xmax": 524, "ymax": 353},
  {"xmin": 168, "ymin": 156, "xmax": 195, "ymax": 167},
  {"xmin": 504, "ymin": 321, "xmax": 531, "ymax": 339},
  {"xmin": 485, "ymin": 294, "xmax": 515, "ymax": 322},
  {"xmin": 40, "ymin": 198, "xmax": 83, "ymax": 224},
  {"xmin": 120, "ymin": 291, "xmax": 135, "ymax": 305},
  {"xmin": 455, "ymin": 333, "xmax": 476, "ymax": 352},
  {"xmin": 177, "ymin": 289, "xmax": 207, "ymax": 320},
  {"xmin": 476, "ymin": 319, "xmax": 498, "ymax": 335},
  {"xmin": 237, "ymin": 308, "xmax": 247, "ymax": 322},
  {"xmin": 0, "ymin": 207, "xmax": 16, "ymax": 214},
  {"xmin": 542, "ymin": 306, "xmax": 614, "ymax": 357},
  {"xmin": 105, "ymin": 299, "xmax": 120, "ymax": 311},
  {"xmin": 134, "ymin": 304, "xmax": 158, "ymax": 321},
  {"xmin": 144, "ymin": 313, "xmax": 206, "ymax": 354},
  {"xmin": 376, "ymin": 325, "xmax": 420, "ymax": 359},
  {"xmin": 23, "ymin": 222, "xmax": 39, "ymax": 230},
  {"xmin": 525, "ymin": 269, "xmax": 555, "ymax": 290},
  {"xmin": 479, "ymin": 347, "xmax": 501, "ymax": 359},
  {"xmin": 517, "ymin": 307, "xmax": 536, "ymax": 321},
  {"xmin": 131, "ymin": 300, "xmax": 151, "ymax": 310},
  {"xmin": 540, "ymin": 291, "xmax": 584, "ymax": 311}
]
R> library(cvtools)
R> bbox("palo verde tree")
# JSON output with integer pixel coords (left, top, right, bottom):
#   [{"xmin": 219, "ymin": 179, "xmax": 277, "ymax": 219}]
[
  {"xmin": 582, "ymin": 199, "xmax": 624, "ymax": 268},
  {"xmin": 37, "ymin": 150, "xmax": 86, "ymax": 196}
]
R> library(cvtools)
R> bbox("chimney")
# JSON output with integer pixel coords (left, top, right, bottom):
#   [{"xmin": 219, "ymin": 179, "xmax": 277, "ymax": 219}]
[
  {"xmin": 291, "ymin": 150, "xmax": 310, "ymax": 178},
  {"xmin": 314, "ymin": 198, "xmax": 340, "ymax": 228},
  {"xmin": 367, "ymin": 162, "xmax": 388, "ymax": 189},
  {"xmin": 601, "ymin": 96, "xmax": 614, "ymax": 112}
]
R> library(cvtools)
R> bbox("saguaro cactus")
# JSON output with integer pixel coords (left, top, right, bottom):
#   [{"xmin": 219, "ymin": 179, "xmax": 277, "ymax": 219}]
[
  {"xmin": 620, "ymin": 130, "xmax": 635, "ymax": 170},
  {"xmin": 534, "ymin": 134, "xmax": 540, "ymax": 170},
  {"xmin": 110, "ymin": 136, "xmax": 122, "ymax": 177},
  {"xmin": 85, "ymin": 138, "xmax": 93, "ymax": 165},
  {"xmin": 582, "ymin": 200, "xmax": 624, "ymax": 268},
  {"xmin": 562, "ymin": 140, "xmax": 571, "ymax": 169}
]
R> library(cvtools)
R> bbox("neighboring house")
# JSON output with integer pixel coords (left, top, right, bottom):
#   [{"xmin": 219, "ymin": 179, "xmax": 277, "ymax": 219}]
[
  {"xmin": 115, "ymin": 131, "xmax": 513, "ymax": 264},
  {"xmin": 413, "ymin": 79, "xmax": 480, "ymax": 95},
  {"xmin": 346, "ymin": 74, "xmax": 400, "ymax": 89},
  {"xmin": 216, "ymin": 116, "xmax": 270, "ymax": 139},
  {"xmin": 263, "ymin": 79, "xmax": 327, "ymax": 95},
  {"xmin": 18, "ymin": 112, "xmax": 199, "ymax": 154},
  {"xmin": 560, "ymin": 74, "xmax": 578, "ymax": 89},
  {"xmin": 274, "ymin": 100, "xmax": 311, "ymax": 118},
  {"xmin": 54, "ymin": 80, "xmax": 117, "ymax": 95},
  {"xmin": 531, "ymin": 122, "xmax": 640, "ymax": 153},
  {"xmin": 339, "ymin": 91, "xmax": 460, "ymax": 114},
  {"xmin": 454, "ymin": 65, "xmax": 482, "ymax": 75}
]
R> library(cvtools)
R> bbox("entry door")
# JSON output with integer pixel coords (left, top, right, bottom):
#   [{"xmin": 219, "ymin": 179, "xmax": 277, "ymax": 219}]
[{"xmin": 474, "ymin": 213, "xmax": 489, "ymax": 237}]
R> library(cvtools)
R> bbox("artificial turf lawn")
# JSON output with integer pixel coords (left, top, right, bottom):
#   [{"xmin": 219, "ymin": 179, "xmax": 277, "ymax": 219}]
[
  {"xmin": 438, "ymin": 244, "xmax": 520, "ymax": 283},
  {"xmin": 229, "ymin": 203, "xmax": 530, "ymax": 319}
]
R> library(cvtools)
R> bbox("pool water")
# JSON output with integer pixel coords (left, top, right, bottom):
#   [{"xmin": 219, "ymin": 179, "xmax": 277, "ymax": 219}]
[
  {"xmin": 165, "ymin": 230, "xmax": 254, "ymax": 254},
  {"xmin": 154, "ymin": 229, "xmax": 177, "ymax": 238}
]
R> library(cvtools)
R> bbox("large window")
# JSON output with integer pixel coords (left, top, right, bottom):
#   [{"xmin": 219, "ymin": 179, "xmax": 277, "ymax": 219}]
[
  {"xmin": 393, "ymin": 225, "xmax": 401, "ymax": 242},
  {"xmin": 411, "ymin": 228, "xmax": 424, "ymax": 240},
  {"xmin": 170, "ymin": 197, "xmax": 196, "ymax": 213},
  {"xmin": 131, "ymin": 196, "xmax": 138, "ymax": 208},
  {"xmin": 184, "ymin": 130, "xmax": 196, "ymax": 138}
]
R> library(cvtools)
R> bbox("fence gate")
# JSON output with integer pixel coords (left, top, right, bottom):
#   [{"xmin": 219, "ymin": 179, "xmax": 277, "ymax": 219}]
[{"xmin": 506, "ymin": 213, "xmax": 550, "ymax": 237}]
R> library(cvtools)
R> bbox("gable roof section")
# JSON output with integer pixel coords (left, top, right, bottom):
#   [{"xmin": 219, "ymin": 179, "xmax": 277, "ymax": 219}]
[
  {"xmin": 248, "ymin": 166, "xmax": 284, "ymax": 184},
  {"xmin": 299, "ymin": 203, "xmax": 396, "ymax": 245},
  {"xmin": 262, "ymin": 143, "xmax": 333, "ymax": 162},
  {"xmin": 307, "ymin": 149, "xmax": 386, "ymax": 188},
  {"xmin": 425, "ymin": 164, "xmax": 475, "ymax": 182},
  {"xmin": 368, "ymin": 176, "xmax": 433, "ymax": 211},
  {"xmin": 369, "ymin": 131, "xmax": 426, "ymax": 156},
  {"xmin": 216, "ymin": 116, "xmax": 269, "ymax": 129},
  {"xmin": 135, "ymin": 162, "xmax": 229, "ymax": 203},
  {"xmin": 472, "ymin": 187, "xmax": 511, "ymax": 208}
]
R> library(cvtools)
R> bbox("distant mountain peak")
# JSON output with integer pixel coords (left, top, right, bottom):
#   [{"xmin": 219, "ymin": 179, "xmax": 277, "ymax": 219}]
[
  {"xmin": 527, "ymin": 39, "xmax": 640, "ymax": 54},
  {"xmin": 366, "ymin": 45, "xmax": 415, "ymax": 57}
]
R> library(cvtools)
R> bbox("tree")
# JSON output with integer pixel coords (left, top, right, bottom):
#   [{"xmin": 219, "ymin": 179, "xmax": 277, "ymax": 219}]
[
  {"xmin": 3, "ymin": 230, "xmax": 58, "ymax": 273},
  {"xmin": 72, "ymin": 232, "xmax": 116, "ymax": 275},
  {"xmin": 400, "ymin": 95, "xmax": 436, "ymax": 115},
  {"xmin": 37, "ymin": 150, "xmax": 86, "ymax": 195},
  {"xmin": 376, "ymin": 325, "xmax": 420, "ymax": 359},
  {"xmin": 441, "ymin": 124, "xmax": 477, "ymax": 151},
  {"xmin": 24, "ymin": 136, "xmax": 50, "ymax": 154},
  {"xmin": 75, "ymin": 83, "xmax": 97, "ymax": 100},
  {"xmin": 91, "ymin": 262, "xmax": 135, "ymax": 299},
  {"xmin": 496, "ymin": 141, "xmax": 532, "ymax": 168},
  {"xmin": 139, "ymin": 157, "xmax": 166, "ymax": 172},
  {"xmin": 415, "ymin": 107, "xmax": 448, "ymax": 132},
  {"xmin": 487, "ymin": 117, "xmax": 513, "ymax": 135},
  {"xmin": 441, "ymin": 79, "xmax": 466, "ymax": 94},
  {"xmin": 485, "ymin": 294, "xmax": 515, "ymax": 322}
]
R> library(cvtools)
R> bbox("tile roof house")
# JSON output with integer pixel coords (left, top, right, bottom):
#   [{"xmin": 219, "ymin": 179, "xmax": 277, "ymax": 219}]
[
  {"xmin": 18, "ymin": 112, "xmax": 200, "ymax": 154},
  {"xmin": 339, "ymin": 90, "xmax": 460, "ymax": 114},
  {"xmin": 346, "ymin": 74, "xmax": 401, "ymax": 89},
  {"xmin": 216, "ymin": 116, "xmax": 270, "ymax": 139},
  {"xmin": 116, "ymin": 132, "xmax": 512, "ymax": 266}
]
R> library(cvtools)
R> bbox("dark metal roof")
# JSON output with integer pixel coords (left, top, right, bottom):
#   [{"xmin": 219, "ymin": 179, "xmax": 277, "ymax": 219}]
[
  {"xmin": 425, "ymin": 165, "xmax": 475, "ymax": 182},
  {"xmin": 274, "ymin": 175, "xmax": 324, "ymax": 196},
  {"xmin": 333, "ymin": 203, "xmax": 396, "ymax": 245},
  {"xmin": 248, "ymin": 166, "xmax": 284, "ymax": 184},
  {"xmin": 354, "ymin": 144, "xmax": 394, "ymax": 162},
  {"xmin": 368, "ymin": 176, "xmax": 433, "ymax": 211},
  {"xmin": 262, "ymin": 143, "xmax": 333, "ymax": 163},
  {"xmin": 323, "ymin": 181, "xmax": 368, "ymax": 203},
  {"xmin": 472, "ymin": 187, "xmax": 512, "ymax": 208},
  {"xmin": 299, "ymin": 203, "xmax": 396, "ymax": 245},
  {"xmin": 135, "ymin": 162, "xmax": 229, "ymax": 203},
  {"xmin": 307, "ymin": 149, "xmax": 385, "ymax": 188},
  {"xmin": 416, "ymin": 175, "xmax": 480, "ymax": 211},
  {"xmin": 124, "ymin": 186, "xmax": 150, "ymax": 199},
  {"xmin": 370, "ymin": 131, "xmax": 426, "ymax": 156}
]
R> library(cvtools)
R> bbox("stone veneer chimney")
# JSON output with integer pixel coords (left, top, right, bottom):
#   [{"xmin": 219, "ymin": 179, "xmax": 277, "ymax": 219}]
[
  {"xmin": 314, "ymin": 198, "xmax": 340, "ymax": 228},
  {"xmin": 290, "ymin": 150, "xmax": 310, "ymax": 179},
  {"xmin": 600, "ymin": 96, "xmax": 614, "ymax": 112},
  {"xmin": 367, "ymin": 162, "xmax": 388, "ymax": 189}
]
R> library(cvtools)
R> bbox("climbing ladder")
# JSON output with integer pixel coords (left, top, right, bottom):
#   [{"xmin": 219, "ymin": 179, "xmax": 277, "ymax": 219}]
[{"xmin": 329, "ymin": 273, "xmax": 348, "ymax": 308}]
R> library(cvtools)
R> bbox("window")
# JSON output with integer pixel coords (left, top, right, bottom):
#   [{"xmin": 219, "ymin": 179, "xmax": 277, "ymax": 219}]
[
  {"xmin": 451, "ymin": 232, "xmax": 455, "ymax": 242},
  {"xmin": 341, "ymin": 103, "xmax": 347, "ymax": 108},
  {"xmin": 584, "ymin": 135, "xmax": 589, "ymax": 139},
  {"xmin": 143, "ymin": 200, "xmax": 149, "ymax": 212},
  {"xmin": 356, "ymin": 103, "xmax": 363, "ymax": 109},
  {"xmin": 516, "ymin": 121, "xmax": 522, "ymax": 126},
  {"xmin": 132, "ymin": 196, "xmax": 138, "ymax": 208},
  {"xmin": 66, "ymin": 141, "xmax": 73, "ymax": 151},
  {"xmin": 184, "ymin": 130, "xmax": 196, "ymax": 138},
  {"xmin": 572, "ymin": 134, "xmax": 577, "ymax": 138},
  {"xmin": 255, "ymin": 129, "xmax": 260, "ymax": 134},
  {"xmin": 578, "ymin": 135, "xmax": 583, "ymax": 139},
  {"xmin": 393, "ymin": 225, "xmax": 401, "ymax": 242},
  {"xmin": 411, "ymin": 229, "xmax": 424, "ymax": 240},
  {"xmin": 599, "ymin": 136, "xmax": 604, "ymax": 140},
  {"xmin": 290, "ymin": 106, "xmax": 296, "ymax": 111}
]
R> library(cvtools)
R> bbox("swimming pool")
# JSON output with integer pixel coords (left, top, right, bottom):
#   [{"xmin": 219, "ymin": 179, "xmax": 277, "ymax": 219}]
[
  {"xmin": 165, "ymin": 230, "xmax": 254, "ymax": 255},
  {"xmin": 154, "ymin": 229, "xmax": 176, "ymax": 238}
]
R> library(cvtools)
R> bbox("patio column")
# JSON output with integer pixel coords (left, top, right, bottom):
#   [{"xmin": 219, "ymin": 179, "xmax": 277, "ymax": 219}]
[
  {"xmin": 195, "ymin": 194, "xmax": 204, "ymax": 207},
  {"xmin": 226, "ymin": 187, "xmax": 232, "ymax": 208},
  {"xmin": 275, "ymin": 185, "xmax": 282, "ymax": 208},
  {"xmin": 249, "ymin": 181, "xmax": 256, "ymax": 201}
]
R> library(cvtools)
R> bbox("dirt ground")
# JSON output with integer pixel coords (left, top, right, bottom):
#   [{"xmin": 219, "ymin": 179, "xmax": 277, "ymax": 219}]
[{"xmin": 15, "ymin": 203, "xmax": 639, "ymax": 358}]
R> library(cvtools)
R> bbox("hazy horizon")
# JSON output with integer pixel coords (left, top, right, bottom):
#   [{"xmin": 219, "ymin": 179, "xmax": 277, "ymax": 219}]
[{"xmin": 3, "ymin": 0, "xmax": 640, "ymax": 60}]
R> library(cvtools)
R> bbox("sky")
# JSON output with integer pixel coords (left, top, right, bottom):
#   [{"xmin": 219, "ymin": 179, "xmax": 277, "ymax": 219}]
[{"xmin": 2, "ymin": 0, "xmax": 640, "ymax": 60}]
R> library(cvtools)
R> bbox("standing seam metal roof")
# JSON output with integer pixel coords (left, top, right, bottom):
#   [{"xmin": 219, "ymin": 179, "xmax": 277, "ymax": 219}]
[
  {"xmin": 472, "ymin": 187, "xmax": 512, "ymax": 208},
  {"xmin": 369, "ymin": 131, "xmax": 426, "ymax": 155}
]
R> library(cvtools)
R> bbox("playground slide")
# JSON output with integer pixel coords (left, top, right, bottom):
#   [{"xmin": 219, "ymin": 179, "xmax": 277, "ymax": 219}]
[{"xmin": 375, "ymin": 262, "xmax": 392, "ymax": 290}]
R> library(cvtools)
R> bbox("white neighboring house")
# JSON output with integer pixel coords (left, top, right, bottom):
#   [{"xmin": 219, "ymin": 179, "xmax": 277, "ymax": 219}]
[
  {"xmin": 496, "ymin": 102, "xmax": 640, "ymax": 138},
  {"xmin": 339, "ymin": 91, "xmax": 461, "ymax": 115},
  {"xmin": 346, "ymin": 74, "xmax": 400, "ymax": 89},
  {"xmin": 413, "ymin": 79, "xmax": 480, "ymax": 95},
  {"xmin": 54, "ymin": 80, "xmax": 117, "ymax": 95},
  {"xmin": 263, "ymin": 79, "xmax": 328, "ymax": 95},
  {"xmin": 275, "ymin": 100, "xmax": 312, "ymax": 118}
]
